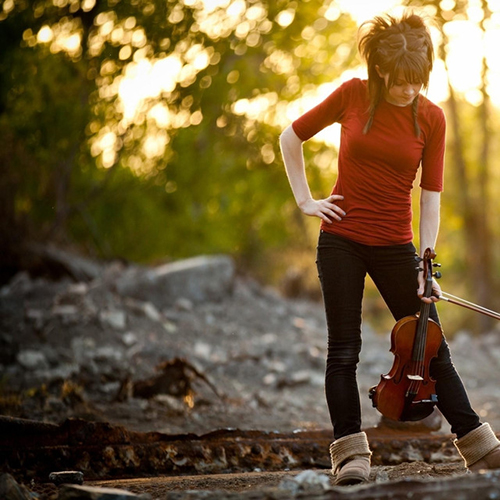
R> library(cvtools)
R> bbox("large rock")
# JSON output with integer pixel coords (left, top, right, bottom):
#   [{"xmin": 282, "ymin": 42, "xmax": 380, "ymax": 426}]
[{"xmin": 114, "ymin": 255, "xmax": 235, "ymax": 308}]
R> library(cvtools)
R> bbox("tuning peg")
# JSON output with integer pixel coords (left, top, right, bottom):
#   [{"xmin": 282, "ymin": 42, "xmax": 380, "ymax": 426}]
[
  {"xmin": 414, "ymin": 256, "xmax": 423, "ymax": 263},
  {"xmin": 433, "ymin": 263, "xmax": 441, "ymax": 268},
  {"xmin": 415, "ymin": 267, "xmax": 424, "ymax": 272},
  {"xmin": 433, "ymin": 271, "xmax": 442, "ymax": 279}
]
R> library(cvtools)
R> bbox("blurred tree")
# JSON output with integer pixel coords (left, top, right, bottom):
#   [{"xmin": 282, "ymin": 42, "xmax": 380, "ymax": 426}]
[
  {"xmin": 0, "ymin": 0, "xmax": 358, "ymax": 284},
  {"xmin": 408, "ymin": 0, "xmax": 500, "ymax": 332}
]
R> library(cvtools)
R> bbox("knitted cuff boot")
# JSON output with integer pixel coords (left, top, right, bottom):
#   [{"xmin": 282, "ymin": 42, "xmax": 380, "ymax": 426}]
[
  {"xmin": 329, "ymin": 431, "xmax": 372, "ymax": 485},
  {"xmin": 454, "ymin": 423, "xmax": 500, "ymax": 471}
]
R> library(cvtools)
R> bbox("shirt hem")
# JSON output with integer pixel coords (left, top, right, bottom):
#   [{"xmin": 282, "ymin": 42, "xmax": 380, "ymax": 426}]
[{"xmin": 319, "ymin": 224, "xmax": 414, "ymax": 247}]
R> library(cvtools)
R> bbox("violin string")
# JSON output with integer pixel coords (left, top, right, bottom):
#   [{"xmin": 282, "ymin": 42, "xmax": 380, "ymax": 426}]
[{"xmin": 413, "ymin": 257, "xmax": 432, "ymax": 397}]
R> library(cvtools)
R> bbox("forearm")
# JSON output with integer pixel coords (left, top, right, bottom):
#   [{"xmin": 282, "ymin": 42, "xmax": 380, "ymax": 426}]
[
  {"xmin": 419, "ymin": 189, "xmax": 441, "ymax": 257},
  {"xmin": 279, "ymin": 125, "xmax": 345, "ymax": 224},
  {"xmin": 279, "ymin": 125, "xmax": 312, "ymax": 208}
]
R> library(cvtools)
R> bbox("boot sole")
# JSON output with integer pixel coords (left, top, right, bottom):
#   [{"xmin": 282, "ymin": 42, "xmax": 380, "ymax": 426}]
[{"xmin": 335, "ymin": 473, "xmax": 368, "ymax": 486}]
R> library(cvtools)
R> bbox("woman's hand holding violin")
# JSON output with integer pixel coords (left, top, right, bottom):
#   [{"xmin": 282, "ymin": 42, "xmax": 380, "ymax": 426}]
[{"xmin": 417, "ymin": 275, "xmax": 441, "ymax": 304}]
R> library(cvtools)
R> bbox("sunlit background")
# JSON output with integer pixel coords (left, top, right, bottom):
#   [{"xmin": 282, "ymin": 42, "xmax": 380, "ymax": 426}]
[
  {"xmin": 2, "ymin": 1, "xmax": 500, "ymax": 451},
  {"xmin": 2, "ymin": 0, "xmax": 500, "ymax": 334},
  {"xmin": 19, "ymin": 0, "xmax": 500, "ymax": 156}
]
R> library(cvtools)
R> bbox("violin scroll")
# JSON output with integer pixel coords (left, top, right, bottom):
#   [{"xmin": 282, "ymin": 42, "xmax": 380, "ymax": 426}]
[{"xmin": 416, "ymin": 248, "xmax": 442, "ymax": 300}]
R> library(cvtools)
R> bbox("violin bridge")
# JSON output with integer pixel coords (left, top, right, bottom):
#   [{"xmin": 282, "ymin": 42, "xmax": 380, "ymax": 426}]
[{"xmin": 407, "ymin": 374, "xmax": 424, "ymax": 381}]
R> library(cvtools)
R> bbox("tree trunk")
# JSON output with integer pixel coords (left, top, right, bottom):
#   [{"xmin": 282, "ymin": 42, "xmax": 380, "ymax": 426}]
[
  {"xmin": 437, "ymin": 8, "xmax": 496, "ymax": 333},
  {"xmin": 475, "ymin": 0, "xmax": 495, "ymax": 332}
]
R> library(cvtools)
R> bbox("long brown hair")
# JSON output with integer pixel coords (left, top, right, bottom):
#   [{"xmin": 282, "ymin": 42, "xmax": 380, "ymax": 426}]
[{"xmin": 358, "ymin": 12, "xmax": 434, "ymax": 136}]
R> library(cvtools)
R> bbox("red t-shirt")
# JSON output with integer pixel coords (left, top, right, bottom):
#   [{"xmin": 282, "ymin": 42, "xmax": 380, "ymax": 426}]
[{"xmin": 292, "ymin": 78, "xmax": 445, "ymax": 246}]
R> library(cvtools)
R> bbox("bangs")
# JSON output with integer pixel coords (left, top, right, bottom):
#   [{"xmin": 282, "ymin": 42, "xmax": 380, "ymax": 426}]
[{"xmin": 386, "ymin": 55, "xmax": 430, "ymax": 88}]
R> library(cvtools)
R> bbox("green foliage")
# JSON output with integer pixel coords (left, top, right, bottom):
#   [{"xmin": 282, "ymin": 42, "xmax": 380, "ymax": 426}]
[
  {"xmin": 0, "ymin": 0, "xmax": 358, "ymax": 282},
  {"xmin": 4, "ymin": 0, "xmax": 498, "ymax": 325}
]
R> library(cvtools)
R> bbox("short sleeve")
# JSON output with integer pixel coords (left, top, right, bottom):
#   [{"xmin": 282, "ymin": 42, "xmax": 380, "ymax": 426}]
[
  {"xmin": 420, "ymin": 106, "xmax": 446, "ymax": 192},
  {"xmin": 292, "ymin": 79, "xmax": 357, "ymax": 142}
]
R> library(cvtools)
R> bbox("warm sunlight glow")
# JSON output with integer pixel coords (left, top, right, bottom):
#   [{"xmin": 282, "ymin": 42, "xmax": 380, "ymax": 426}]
[
  {"xmin": 148, "ymin": 103, "xmax": 172, "ymax": 129},
  {"xmin": 118, "ymin": 55, "xmax": 182, "ymax": 123},
  {"xmin": 37, "ymin": 25, "xmax": 53, "ymax": 43},
  {"xmin": 35, "ymin": 18, "xmax": 82, "ymax": 57},
  {"xmin": 58, "ymin": 33, "xmax": 81, "ymax": 55},
  {"xmin": 143, "ymin": 132, "xmax": 169, "ymax": 159},
  {"xmin": 2, "ymin": 0, "xmax": 14, "ymax": 16},
  {"xmin": 232, "ymin": 93, "xmax": 279, "ymax": 121},
  {"xmin": 74, "ymin": 0, "xmax": 500, "ymax": 167},
  {"xmin": 336, "ymin": 0, "xmax": 403, "ymax": 23},
  {"xmin": 91, "ymin": 129, "xmax": 117, "ymax": 168},
  {"xmin": 275, "ymin": 8, "xmax": 296, "ymax": 28},
  {"xmin": 81, "ymin": 0, "xmax": 96, "ymax": 11},
  {"xmin": 444, "ymin": 21, "xmax": 483, "ymax": 94}
]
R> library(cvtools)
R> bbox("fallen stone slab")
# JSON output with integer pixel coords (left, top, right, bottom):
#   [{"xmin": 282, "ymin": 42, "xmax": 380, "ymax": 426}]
[
  {"xmin": 114, "ymin": 255, "xmax": 235, "ymax": 308},
  {"xmin": 0, "ymin": 416, "xmax": 464, "ymax": 483}
]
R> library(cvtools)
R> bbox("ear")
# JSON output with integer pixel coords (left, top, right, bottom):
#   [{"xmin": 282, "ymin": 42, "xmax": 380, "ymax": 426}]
[{"xmin": 375, "ymin": 65, "xmax": 384, "ymax": 78}]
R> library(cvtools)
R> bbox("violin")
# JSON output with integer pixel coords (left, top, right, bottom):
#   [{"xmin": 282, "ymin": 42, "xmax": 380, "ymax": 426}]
[{"xmin": 368, "ymin": 248, "xmax": 442, "ymax": 421}]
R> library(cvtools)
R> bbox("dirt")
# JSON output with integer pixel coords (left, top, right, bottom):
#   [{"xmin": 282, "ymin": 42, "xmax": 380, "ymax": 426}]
[
  {"xmin": 2, "ymin": 258, "xmax": 500, "ymax": 497},
  {"xmin": 1, "ymin": 268, "xmax": 347, "ymax": 435},
  {"xmin": 87, "ymin": 462, "xmax": 468, "ymax": 496}
]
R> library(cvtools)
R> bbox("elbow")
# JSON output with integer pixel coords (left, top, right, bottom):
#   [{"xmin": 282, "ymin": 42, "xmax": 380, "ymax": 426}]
[
  {"xmin": 279, "ymin": 125, "xmax": 291, "ymax": 144},
  {"xmin": 280, "ymin": 124, "xmax": 302, "ymax": 149},
  {"xmin": 279, "ymin": 130, "xmax": 286, "ymax": 148}
]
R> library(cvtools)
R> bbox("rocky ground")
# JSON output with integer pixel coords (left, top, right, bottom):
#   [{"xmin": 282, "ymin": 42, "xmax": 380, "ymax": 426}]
[{"xmin": 2, "ymin": 249, "xmax": 500, "ymax": 498}]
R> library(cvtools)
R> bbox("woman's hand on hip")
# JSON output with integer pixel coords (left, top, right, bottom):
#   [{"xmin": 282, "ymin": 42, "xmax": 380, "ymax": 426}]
[{"xmin": 299, "ymin": 194, "xmax": 345, "ymax": 224}]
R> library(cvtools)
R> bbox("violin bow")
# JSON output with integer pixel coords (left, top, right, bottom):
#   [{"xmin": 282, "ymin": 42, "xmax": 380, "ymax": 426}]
[{"xmin": 438, "ymin": 291, "xmax": 500, "ymax": 321}]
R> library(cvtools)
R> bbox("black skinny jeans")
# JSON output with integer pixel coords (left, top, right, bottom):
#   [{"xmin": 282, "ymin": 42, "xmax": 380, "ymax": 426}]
[{"xmin": 316, "ymin": 231, "xmax": 480, "ymax": 440}]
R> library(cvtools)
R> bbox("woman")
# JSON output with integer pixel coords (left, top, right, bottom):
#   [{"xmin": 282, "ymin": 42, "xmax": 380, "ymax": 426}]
[{"xmin": 279, "ymin": 11, "xmax": 500, "ymax": 485}]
